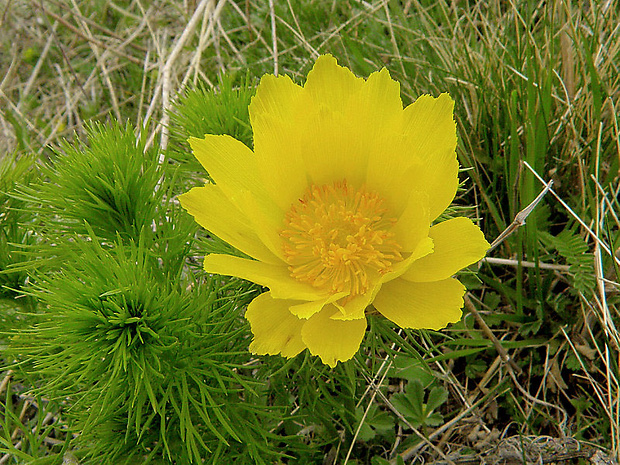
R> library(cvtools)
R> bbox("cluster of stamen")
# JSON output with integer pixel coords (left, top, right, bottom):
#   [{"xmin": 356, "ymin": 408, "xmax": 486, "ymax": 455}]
[{"xmin": 281, "ymin": 180, "xmax": 402, "ymax": 297}]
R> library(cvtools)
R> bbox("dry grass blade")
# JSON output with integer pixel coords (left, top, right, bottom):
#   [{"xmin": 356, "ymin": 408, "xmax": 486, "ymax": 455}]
[{"xmin": 159, "ymin": 0, "xmax": 216, "ymax": 151}]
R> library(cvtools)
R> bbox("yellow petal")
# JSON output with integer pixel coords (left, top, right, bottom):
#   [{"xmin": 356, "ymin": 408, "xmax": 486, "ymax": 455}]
[
  {"xmin": 250, "ymin": 75, "xmax": 309, "ymax": 211},
  {"xmin": 250, "ymin": 74, "xmax": 305, "ymax": 121},
  {"xmin": 301, "ymin": 306, "xmax": 367, "ymax": 367},
  {"xmin": 246, "ymin": 292, "xmax": 306, "ymax": 358},
  {"xmin": 251, "ymin": 55, "xmax": 370, "ymax": 209},
  {"xmin": 203, "ymin": 254, "xmax": 328, "ymax": 301},
  {"xmin": 189, "ymin": 135, "xmax": 263, "ymax": 202},
  {"xmin": 331, "ymin": 285, "xmax": 382, "ymax": 321},
  {"xmin": 301, "ymin": 59, "xmax": 403, "ymax": 189},
  {"xmin": 400, "ymin": 94, "xmax": 458, "ymax": 221},
  {"xmin": 402, "ymin": 94, "xmax": 457, "ymax": 160},
  {"xmin": 391, "ymin": 190, "xmax": 430, "ymax": 252},
  {"xmin": 327, "ymin": 236, "xmax": 436, "ymax": 322},
  {"xmin": 356, "ymin": 67, "xmax": 402, "ymax": 124},
  {"xmin": 379, "ymin": 236, "xmax": 434, "ymax": 284},
  {"xmin": 299, "ymin": 109, "xmax": 365, "ymax": 188},
  {"xmin": 289, "ymin": 292, "xmax": 348, "ymax": 319},
  {"xmin": 251, "ymin": 56, "xmax": 406, "ymax": 210},
  {"xmin": 178, "ymin": 186, "xmax": 280, "ymax": 264},
  {"xmin": 404, "ymin": 147, "xmax": 459, "ymax": 223},
  {"xmin": 367, "ymin": 93, "xmax": 458, "ymax": 219},
  {"xmin": 402, "ymin": 217, "xmax": 490, "ymax": 282},
  {"xmin": 346, "ymin": 67, "xmax": 403, "ymax": 146},
  {"xmin": 236, "ymin": 190, "xmax": 287, "ymax": 261},
  {"xmin": 304, "ymin": 55, "xmax": 364, "ymax": 111},
  {"xmin": 189, "ymin": 135, "xmax": 289, "ymax": 260},
  {"xmin": 373, "ymin": 278, "xmax": 465, "ymax": 330}
]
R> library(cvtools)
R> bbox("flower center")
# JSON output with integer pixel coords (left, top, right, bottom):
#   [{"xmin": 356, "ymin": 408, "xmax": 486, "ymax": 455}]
[{"xmin": 281, "ymin": 180, "xmax": 402, "ymax": 297}]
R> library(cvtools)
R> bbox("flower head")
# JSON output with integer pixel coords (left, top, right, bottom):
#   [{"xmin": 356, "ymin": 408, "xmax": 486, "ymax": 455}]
[{"xmin": 180, "ymin": 55, "xmax": 490, "ymax": 367}]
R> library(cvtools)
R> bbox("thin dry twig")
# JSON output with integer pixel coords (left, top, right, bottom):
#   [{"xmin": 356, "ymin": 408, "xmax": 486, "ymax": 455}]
[
  {"xmin": 464, "ymin": 295, "xmax": 570, "ymax": 431},
  {"xmin": 0, "ymin": 370, "xmax": 13, "ymax": 398},
  {"xmin": 38, "ymin": 3, "xmax": 144, "ymax": 65},
  {"xmin": 482, "ymin": 256, "xmax": 570, "ymax": 271},
  {"xmin": 343, "ymin": 358, "xmax": 393, "ymax": 465},
  {"xmin": 46, "ymin": 0, "xmax": 149, "ymax": 53},
  {"xmin": 523, "ymin": 161, "xmax": 620, "ymax": 267},
  {"xmin": 0, "ymin": 405, "xmax": 57, "ymax": 465},
  {"xmin": 367, "ymin": 382, "xmax": 457, "ymax": 465},
  {"xmin": 268, "ymin": 0, "xmax": 278, "ymax": 75},
  {"xmin": 181, "ymin": 0, "xmax": 227, "ymax": 89},
  {"xmin": 487, "ymin": 176, "xmax": 553, "ymax": 253},
  {"xmin": 18, "ymin": 22, "xmax": 58, "ymax": 110},
  {"xmin": 69, "ymin": 0, "xmax": 122, "ymax": 121},
  {"xmin": 159, "ymin": 0, "xmax": 215, "ymax": 152},
  {"xmin": 283, "ymin": 0, "xmax": 319, "ymax": 58},
  {"xmin": 394, "ymin": 382, "xmax": 509, "ymax": 464},
  {"xmin": 464, "ymin": 295, "xmax": 522, "ymax": 374}
]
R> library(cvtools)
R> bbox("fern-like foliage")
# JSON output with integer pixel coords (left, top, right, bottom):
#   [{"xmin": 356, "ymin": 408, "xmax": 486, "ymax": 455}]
[{"xmin": 540, "ymin": 227, "xmax": 596, "ymax": 294}]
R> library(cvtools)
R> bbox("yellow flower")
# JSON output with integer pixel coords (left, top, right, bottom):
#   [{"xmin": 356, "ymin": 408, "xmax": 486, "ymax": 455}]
[{"xmin": 180, "ymin": 55, "xmax": 490, "ymax": 367}]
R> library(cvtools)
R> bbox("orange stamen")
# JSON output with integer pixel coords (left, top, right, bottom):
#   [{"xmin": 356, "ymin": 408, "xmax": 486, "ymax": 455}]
[{"xmin": 281, "ymin": 180, "xmax": 402, "ymax": 298}]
